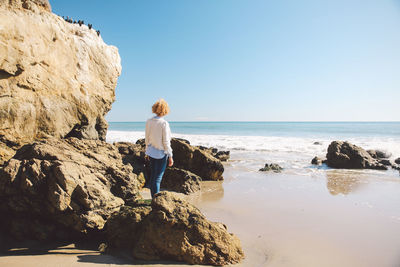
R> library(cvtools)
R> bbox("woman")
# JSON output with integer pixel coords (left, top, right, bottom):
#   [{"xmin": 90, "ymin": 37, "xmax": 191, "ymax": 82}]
[{"xmin": 145, "ymin": 99, "xmax": 174, "ymax": 198}]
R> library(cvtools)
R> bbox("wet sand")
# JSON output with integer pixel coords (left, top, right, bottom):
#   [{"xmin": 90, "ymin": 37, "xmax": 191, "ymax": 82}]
[{"xmin": 1, "ymin": 161, "xmax": 400, "ymax": 267}]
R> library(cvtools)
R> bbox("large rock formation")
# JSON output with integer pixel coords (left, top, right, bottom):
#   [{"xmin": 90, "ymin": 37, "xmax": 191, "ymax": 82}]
[
  {"xmin": 106, "ymin": 192, "xmax": 244, "ymax": 266},
  {"xmin": 326, "ymin": 141, "xmax": 387, "ymax": 170},
  {"xmin": 0, "ymin": 138, "xmax": 140, "ymax": 240},
  {"xmin": 0, "ymin": 0, "xmax": 121, "ymax": 164}
]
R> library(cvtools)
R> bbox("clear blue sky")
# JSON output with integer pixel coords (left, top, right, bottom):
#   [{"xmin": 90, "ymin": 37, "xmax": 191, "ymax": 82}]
[{"xmin": 51, "ymin": 0, "xmax": 400, "ymax": 122}]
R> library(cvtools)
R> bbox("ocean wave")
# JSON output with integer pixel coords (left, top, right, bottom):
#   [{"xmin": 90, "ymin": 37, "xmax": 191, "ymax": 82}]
[
  {"xmin": 106, "ymin": 130, "xmax": 400, "ymax": 159},
  {"xmin": 106, "ymin": 130, "xmax": 400, "ymax": 177}
]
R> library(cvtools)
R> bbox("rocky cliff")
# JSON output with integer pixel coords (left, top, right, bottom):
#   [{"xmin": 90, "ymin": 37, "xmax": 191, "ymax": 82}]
[{"xmin": 0, "ymin": 0, "xmax": 121, "ymax": 163}]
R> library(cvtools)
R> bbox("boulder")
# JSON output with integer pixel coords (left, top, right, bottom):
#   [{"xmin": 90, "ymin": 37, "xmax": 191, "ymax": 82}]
[
  {"xmin": 326, "ymin": 141, "xmax": 387, "ymax": 170},
  {"xmin": 106, "ymin": 192, "xmax": 244, "ymax": 265},
  {"xmin": 395, "ymin": 158, "xmax": 400, "ymax": 165},
  {"xmin": 378, "ymin": 159, "xmax": 392, "ymax": 166},
  {"xmin": 162, "ymin": 167, "xmax": 201, "ymax": 194},
  {"xmin": 311, "ymin": 156, "xmax": 323, "ymax": 165},
  {"xmin": 259, "ymin": 163, "xmax": 283, "ymax": 172},
  {"xmin": 367, "ymin": 150, "xmax": 392, "ymax": 159},
  {"xmin": 114, "ymin": 142, "xmax": 148, "ymax": 188},
  {"xmin": 313, "ymin": 141, "xmax": 322, "ymax": 145},
  {"xmin": 0, "ymin": 0, "xmax": 121, "ymax": 163},
  {"xmin": 171, "ymin": 138, "xmax": 224, "ymax": 181},
  {"xmin": 0, "ymin": 138, "xmax": 140, "ymax": 240},
  {"xmin": 106, "ymin": 205, "xmax": 151, "ymax": 249}
]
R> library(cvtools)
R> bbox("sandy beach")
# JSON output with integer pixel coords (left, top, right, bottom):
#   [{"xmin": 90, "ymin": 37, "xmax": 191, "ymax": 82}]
[{"xmin": 2, "ymin": 155, "xmax": 400, "ymax": 267}]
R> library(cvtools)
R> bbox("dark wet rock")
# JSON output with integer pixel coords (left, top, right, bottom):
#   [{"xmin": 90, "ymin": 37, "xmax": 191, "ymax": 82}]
[
  {"xmin": 170, "ymin": 139, "xmax": 224, "ymax": 181},
  {"xmin": 313, "ymin": 142, "xmax": 322, "ymax": 145},
  {"xmin": 326, "ymin": 141, "xmax": 387, "ymax": 170},
  {"xmin": 311, "ymin": 156, "xmax": 323, "ymax": 165},
  {"xmin": 259, "ymin": 163, "xmax": 283, "ymax": 172},
  {"xmin": 162, "ymin": 167, "xmax": 201, "ymax": 195},
  {"xmin": 394, "ymin": 158, "xmax": 400, "ymax": 165},
  {"xmin": 367, "ymin": 149, "xmax": 392, "ymax": 159},
  {"xmin": 0, "ymin": 138, "xmax": 141, "ymax": 240},
  {"xmin": 378, "ymin": 159, "xmax": 392, "ymax": 166},
  {"xmin": 105, "ymin": 192, "xmax": 244, "ymax": 265}
]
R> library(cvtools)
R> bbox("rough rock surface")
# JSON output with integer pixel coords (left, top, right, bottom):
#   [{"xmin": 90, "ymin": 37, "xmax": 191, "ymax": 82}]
[
  {"xmin": 106, "ymin": 192, "xmax": 244, "ymax": 266},
  {"xmin": 162, "ymin": 167, "xmax": 201, "ymax": 194},
  {"xmin": 367, "ymin": 150, "xmax": 392, "ymax": 159},
  {"xmin": 0, "ymin": 138, "xmax": 140, "ymax": 240},
  {"xmin": 0, "ymin": 0, "xmax": 121, "ymax": 164},
  {"xmin": 326, "ymin": 141, "xmax": 387, "ymax": 170},
  {"xmin": 259, "ymin": 163, "xmax": 283, "ymax": 172},
  {"xmin": 106, "ymin": 204, "xmax": 152, "ymax": 249},
  {"xmin": 171, "ymin": 139, "xmax": 224, "ymax": 181},
  {"xmin": 114, "ymin": 142, "xmax": 148, "ymax": 188}
]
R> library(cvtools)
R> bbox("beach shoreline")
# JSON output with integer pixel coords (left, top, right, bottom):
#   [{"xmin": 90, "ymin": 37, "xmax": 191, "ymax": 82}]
[{"xmin": 2, "ymin": 158, "xmax": 400, "ymax": 267}]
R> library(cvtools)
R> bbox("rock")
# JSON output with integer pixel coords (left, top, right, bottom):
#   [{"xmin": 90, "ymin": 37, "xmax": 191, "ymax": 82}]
[
  {"xmin": 259, "ymin": 163, "xmax": 283, "ymax": 172},
  {"xmin": 197, "ymin": 146, "xmax": 230, "ymax": 162},
  {"xmin": 367, "ymin": 149, "xmax": 392, "ymax": 159},
  {"xmin": 313, "ymin": 142, "xmax": 322, "ymax": 145},
  {"xmin": 378, "ymin": 159, "xmax": 392, "ymax": 166},
  {"xmin": 161, "ymin": 167, "xmax": 201, "ymax": 194},
  {"xmin": 114, "ymin": 142, "xmax": 148, "ymax": 188},
  {"xmin": 215, "ymin": 150, "xmax": 230, "ymax": 162},
  {"xmin": 0, "ymin": 138, "xmax": 141, "ymax": 240},
  {"xmin": 326, "ymin": 141, "xmax": 387, "ymax": 170},
  {"xmin": 311, "ymin": 156, "xmax": 323, "ymax": 165},
  {"xmin": 171, "ymin": 138, "xmax": 224, "ymax": 181},
  {"xmin": 2, "ymin": 0, "xmax": 51, "ymax": 12},
  {"xmin": 106, "ymin": 205, "xmax": 151, "ymax": 249},
  {"xmin": 106, "ymin": 192, "xmax": 244, "ymax": 265},
  {"xmin": 395, "ymin": 158, "xmax": 400, "ymax": 165},
  {"xmin": 0, "ymin": 0, "xmax": 121, "ymax": 163}
]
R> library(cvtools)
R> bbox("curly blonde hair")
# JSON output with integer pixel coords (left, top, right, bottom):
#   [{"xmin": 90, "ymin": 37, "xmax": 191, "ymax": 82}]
[{"xmin": 152, "ymin": 99, "xmax": 170, "ymax": 117}]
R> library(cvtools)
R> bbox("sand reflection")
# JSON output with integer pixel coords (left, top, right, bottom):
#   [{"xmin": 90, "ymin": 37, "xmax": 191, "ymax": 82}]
[
  {"xmin": 325, "ymin": 170, "xmax": 365, "ymax": 195},
  {"xmin": 186, "ymin": 181, "xmax": 224, "ymax": 204}
]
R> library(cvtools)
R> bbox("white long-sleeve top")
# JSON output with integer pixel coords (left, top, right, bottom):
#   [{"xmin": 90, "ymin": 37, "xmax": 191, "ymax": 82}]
[{"xmin": 145, "ymin": 116, "xmax": 173, "ymax": 157}]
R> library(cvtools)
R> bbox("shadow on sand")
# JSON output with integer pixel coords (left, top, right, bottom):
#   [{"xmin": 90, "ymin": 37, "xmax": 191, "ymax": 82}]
[{"xmin": 0, "ymin": 234, "xmax": 189, "ymax": 266}]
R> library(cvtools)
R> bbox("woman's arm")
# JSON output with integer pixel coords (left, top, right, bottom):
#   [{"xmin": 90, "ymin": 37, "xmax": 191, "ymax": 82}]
[{"xmin": 162, "ymin": 121, "xmax": 173, "ymax": 158}]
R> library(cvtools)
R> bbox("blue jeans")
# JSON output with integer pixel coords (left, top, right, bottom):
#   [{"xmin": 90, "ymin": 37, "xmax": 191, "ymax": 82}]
[{"xmin": 149, "ymin": 155, "xmax": 168, "ymax": 198}]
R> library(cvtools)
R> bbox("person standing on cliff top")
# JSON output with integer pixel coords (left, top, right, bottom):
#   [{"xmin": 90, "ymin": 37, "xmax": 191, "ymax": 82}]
[{"xmin": 145, "ymin": 99, "xmax": 174, "ymax": 198}]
